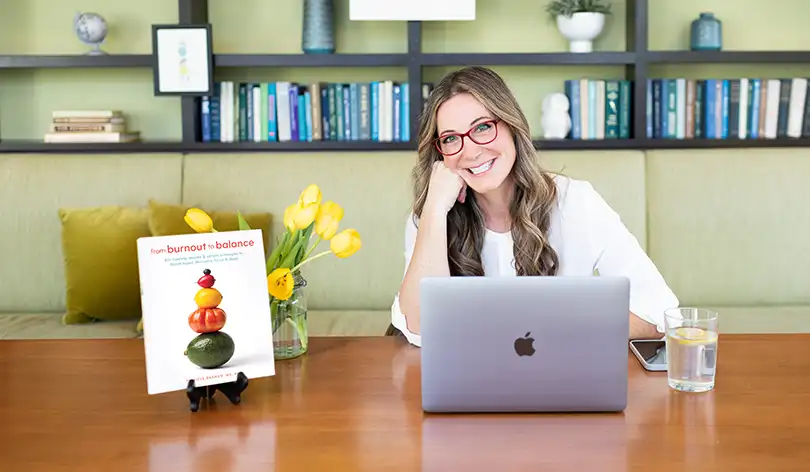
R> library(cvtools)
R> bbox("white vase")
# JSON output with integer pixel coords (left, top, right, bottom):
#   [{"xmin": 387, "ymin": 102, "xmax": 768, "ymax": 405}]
[{"xmin": 556, "ymin": 12, "xmax": 605, "ymax": 53}]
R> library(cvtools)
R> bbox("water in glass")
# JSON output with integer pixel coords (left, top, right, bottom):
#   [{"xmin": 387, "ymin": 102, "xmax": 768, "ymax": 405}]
[{"xmin": 664, "ymin": 308, "xmax": 719, "ymax": 393}]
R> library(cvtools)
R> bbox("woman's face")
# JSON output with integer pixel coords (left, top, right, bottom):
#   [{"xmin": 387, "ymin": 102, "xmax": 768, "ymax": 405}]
[{"xmin": 435, "ymin": 92, "xmax": 516, "ymax": 195}]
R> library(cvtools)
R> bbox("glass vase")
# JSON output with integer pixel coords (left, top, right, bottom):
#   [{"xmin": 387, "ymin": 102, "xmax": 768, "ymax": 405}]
[{"xmin": 270, "ymin": 271, "xmax": 308, "ymax": 360}]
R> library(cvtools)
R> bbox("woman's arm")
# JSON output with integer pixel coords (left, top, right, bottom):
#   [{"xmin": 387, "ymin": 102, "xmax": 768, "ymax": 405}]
[
  {"xmin": 629, "ymin": 313, "xmax": 662, "ymax": 339},
  {"xmin": 393, "ymin": 161, "xmax": 467, "ymax": 345},
  {"xmin": 578, "ymin": 181, "xmax": 680, "ymax": 337},
  {"xmin": 396, "ymin": 210, "xmax": 451, "ymax": 336}
]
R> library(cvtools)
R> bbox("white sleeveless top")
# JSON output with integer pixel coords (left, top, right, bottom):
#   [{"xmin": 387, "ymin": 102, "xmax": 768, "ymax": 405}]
[{"xmin": 390, "ymin": 175, "xmax": 679, "ymax": 347}]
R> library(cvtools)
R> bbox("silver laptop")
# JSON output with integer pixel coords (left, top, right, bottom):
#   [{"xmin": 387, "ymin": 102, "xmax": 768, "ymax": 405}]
[{"xmin": 419, "ymin": 276, "xmax": 630, "ymax": 413}]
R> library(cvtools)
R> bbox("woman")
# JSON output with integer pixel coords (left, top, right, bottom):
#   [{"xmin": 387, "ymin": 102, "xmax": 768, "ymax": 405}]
[{"xmin": 388, "ymin": 66, "xmax": 678, "ymax": 347}]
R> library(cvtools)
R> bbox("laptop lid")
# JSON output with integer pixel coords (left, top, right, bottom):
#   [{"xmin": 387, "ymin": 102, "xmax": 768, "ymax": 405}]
[{"xmin": 419, "ymin": 276, "xmax": 630, "ymax": 413}]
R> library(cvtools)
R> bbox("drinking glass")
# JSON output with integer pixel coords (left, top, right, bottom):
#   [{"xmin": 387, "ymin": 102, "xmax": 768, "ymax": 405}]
[{"xmin": 664, "ymin": 307, "xmax": 719, "ymax": 392}]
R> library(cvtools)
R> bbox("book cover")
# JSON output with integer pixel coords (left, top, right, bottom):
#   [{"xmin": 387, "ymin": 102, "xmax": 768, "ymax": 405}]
[{"xmin": 136, "ymin": 229, "xmax": 275, "ymax": 395}]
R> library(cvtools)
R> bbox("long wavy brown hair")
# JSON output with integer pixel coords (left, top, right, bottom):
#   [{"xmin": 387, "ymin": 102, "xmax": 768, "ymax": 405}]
[{"xmin": 412, "ymin": 66, "xmax": 560, "ymax": 277}]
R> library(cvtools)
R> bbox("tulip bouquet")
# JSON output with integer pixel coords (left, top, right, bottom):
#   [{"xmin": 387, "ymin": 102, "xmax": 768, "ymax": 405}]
[{"xmin": 183, "ymin": 183, "xmax": 362, "ymax": 359}]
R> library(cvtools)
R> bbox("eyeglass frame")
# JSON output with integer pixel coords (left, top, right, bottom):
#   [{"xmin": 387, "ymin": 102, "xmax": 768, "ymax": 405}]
[{"xmin": 433, "ymin": 118, "xmax": 501, "ymax": 156}]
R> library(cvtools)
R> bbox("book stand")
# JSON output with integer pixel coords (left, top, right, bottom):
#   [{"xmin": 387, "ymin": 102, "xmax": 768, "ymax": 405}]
[{"xmin": 186, "ymin": 371, "xmax": 249, "ymax": 412}]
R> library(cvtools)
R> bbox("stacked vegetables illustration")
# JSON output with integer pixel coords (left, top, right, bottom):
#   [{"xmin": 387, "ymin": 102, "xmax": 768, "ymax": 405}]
[{"xmin": 184, "ymin": 269, "xmax": 236, "ymax": 369}]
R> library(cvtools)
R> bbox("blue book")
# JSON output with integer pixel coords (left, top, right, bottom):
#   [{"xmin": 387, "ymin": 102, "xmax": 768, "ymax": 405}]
[
  {"xmin": 564, "ymin": 80, "xmax": 580, "ymax": 139},
  {"xmin": 304, "ymin": 91, "xmax": 313, "ymax": 142},
  {"xmin": 298, "ymin": 92, "xmax": 307, "ymax": 142},
  {"xmin": 289, "ymin": 84, "xmax": 299, "ymax": 142},
  {"xmin": 371, "ymin": 82, "xmax": 379, "ymax": 141},
  {"xmin": 267, "ymin": 82, "xmax": 277, "ymax": 141},
  {"xmin": 393, "ymin": 84, "xmax": 401, "ymax": 142},
  {"xmin": 400, "ymin": 82, "xmax": 410, "ymax": 141},
  {"xmin": 349, "ymin": 83, "xmax": 359, "ymax": 140}
]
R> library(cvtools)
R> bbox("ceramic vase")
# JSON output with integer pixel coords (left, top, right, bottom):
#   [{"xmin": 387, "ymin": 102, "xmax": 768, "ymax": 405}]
[
  {"xmin": 302, "ymin": 0, "xmax": 335, "ymax": 54},
  {"xmin": 555, "ymin": 12, "xmax": 606, "ymax": 53},
  {"xmin": 690, "ymin": 13, "xmax": 722, "ymax": 51}
]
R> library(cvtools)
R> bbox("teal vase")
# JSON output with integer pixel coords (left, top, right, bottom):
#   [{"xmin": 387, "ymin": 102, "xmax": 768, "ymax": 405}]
[
  {"xmin": 690, "ymin": 13, "xmax": 722, "ymax": 51},
  {"xmin": 302, "ymin": 0, "xmax": 335, "ymax": 54}
]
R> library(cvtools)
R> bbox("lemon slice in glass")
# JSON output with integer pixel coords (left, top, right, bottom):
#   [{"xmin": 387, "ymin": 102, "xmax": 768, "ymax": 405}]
[{"xmin": 671, "ymin": 327, "xmax": 718, "ymax": 345}]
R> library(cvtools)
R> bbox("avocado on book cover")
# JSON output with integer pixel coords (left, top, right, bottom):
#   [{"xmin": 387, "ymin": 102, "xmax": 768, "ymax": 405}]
[{"xmin": 136, "ymin": 229, "xmax": 275, "ymax": 395}]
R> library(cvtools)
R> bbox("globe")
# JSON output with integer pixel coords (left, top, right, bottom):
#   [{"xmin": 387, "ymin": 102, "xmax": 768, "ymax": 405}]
[{"xmin": 74, "ymin": 12, "xmax": 108, "ymax": 55}]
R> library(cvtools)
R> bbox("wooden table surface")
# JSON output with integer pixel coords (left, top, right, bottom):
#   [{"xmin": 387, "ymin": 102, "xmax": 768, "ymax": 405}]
[{"xmin": 1, "ymin": 334, "xmax": 809, "ymax": 471}]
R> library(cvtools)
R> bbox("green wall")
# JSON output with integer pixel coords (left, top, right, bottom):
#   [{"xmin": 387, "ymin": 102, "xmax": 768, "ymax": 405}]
[{"xmin": 2, "ymin": 0, "xmax": 810, "ymax": 140}]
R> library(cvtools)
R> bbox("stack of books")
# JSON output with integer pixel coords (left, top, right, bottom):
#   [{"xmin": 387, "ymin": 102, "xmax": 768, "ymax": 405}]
[{"xmin": 44, "ymin": 110, "xmax": 141, "ymax": 143}]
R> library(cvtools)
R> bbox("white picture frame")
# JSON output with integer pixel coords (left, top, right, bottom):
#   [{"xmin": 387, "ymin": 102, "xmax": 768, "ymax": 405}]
[{"xmin": 349, "ymin": 0, "xmax": 476, "ymax": 21}]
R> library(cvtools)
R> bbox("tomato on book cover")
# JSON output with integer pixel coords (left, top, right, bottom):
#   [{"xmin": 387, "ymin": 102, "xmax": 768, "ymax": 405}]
[{"xmin": 136, "ymin": 229, "xmax": 275, "ymax": 395}]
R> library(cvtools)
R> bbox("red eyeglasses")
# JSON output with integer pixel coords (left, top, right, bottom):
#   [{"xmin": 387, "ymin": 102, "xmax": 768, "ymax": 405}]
[{"xmin": 434, "ymin": 119, "xmax": 500, "ymax": 156}]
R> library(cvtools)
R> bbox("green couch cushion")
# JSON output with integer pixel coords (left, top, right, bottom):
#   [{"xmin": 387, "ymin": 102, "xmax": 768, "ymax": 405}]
[
  {"xmin": 646, "ymin": 149, "xmax": 810, "ymax": 306},
  {"xmin": 146, "ymin": 199, "xmax": 274, "ymax": 253}
]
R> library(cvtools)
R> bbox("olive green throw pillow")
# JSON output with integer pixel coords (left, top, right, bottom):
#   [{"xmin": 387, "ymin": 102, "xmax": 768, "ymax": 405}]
[
  {"xmin": 146, "ymin": 199, "xmax": 273, "ymax": 252},
  {"xmin": 59, "ymin": 206, "xmax": 152, "ymax": 325}
]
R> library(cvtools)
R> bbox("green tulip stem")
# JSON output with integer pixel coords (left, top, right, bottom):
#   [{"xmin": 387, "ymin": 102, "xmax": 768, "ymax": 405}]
[
  {"xmin": 291, "ymin": 250, "xmax": 332, "ymax": 273},
  {"xmin": 303, "ymin": 235, "xmax": 321, "ymax": 261}
]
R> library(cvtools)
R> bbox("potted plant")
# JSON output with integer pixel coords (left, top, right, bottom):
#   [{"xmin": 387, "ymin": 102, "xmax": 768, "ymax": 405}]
[{"xmin": 546, "ymin": 0, "xmax": 612, "ymax": 53}]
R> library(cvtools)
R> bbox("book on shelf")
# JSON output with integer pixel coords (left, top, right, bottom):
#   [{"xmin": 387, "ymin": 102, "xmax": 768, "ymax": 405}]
[
  {"xmin": 44, "ymin": 110, "xmax": 140, "ymax": 143},
  {"xmin": 200, "ymin": 80, "xmax": 435, "ymax": 144},
  {"xmin": 646, "ymin": 77, "xmax": 810, "ymax": 140},
  {"xmin": 136, "ymin": 229, "xmax": 276, "ymax": 395},
  {"xmin": 562, "ymin": 79, "xmax": 633, "ymax": 140}
]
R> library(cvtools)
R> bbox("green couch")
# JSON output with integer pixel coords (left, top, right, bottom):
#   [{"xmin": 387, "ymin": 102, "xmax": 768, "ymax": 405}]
[{"xmin": 1, "ymin": 148, "xmax": 808, "ymax": 339}]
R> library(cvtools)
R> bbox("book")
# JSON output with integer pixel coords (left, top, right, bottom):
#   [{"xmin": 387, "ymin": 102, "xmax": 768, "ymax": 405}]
[{"xmin": 136, "ymin": 229, "xmax": 275, "ymax": 395}]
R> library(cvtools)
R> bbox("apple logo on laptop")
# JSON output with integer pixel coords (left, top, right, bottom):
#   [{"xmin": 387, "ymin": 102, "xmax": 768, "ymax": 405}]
[{"xmin": 514, "ymin": 332, "xmax": 535, "ymax": 356}]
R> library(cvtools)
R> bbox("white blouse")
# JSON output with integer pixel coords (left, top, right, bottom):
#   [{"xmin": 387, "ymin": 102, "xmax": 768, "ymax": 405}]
[{"xmin": 390, "ymin": 175, "xmax": 679, "ymax": 347}]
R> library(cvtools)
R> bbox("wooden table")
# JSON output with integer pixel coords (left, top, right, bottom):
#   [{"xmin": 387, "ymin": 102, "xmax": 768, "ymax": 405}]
[{"xmin": 1, "ymin": 335, "xmax": 809, "ymax": 471}]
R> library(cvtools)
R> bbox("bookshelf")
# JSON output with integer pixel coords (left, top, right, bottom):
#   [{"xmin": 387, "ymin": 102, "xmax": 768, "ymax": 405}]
[{"xmin": 2, "ymin": 0, "xmax": 810, "ymax": 153}]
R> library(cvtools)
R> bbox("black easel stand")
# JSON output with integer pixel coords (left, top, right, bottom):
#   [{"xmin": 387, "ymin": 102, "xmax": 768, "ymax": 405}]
[{"xmin": 186, "ymin": 371, "xmax": 249, "ymax": 412}]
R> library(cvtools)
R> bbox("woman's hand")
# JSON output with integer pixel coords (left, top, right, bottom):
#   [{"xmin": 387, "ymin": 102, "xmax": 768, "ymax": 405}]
[{"xmin": 424, "ymin": 160, "xmax": 467, "ymax": 216}]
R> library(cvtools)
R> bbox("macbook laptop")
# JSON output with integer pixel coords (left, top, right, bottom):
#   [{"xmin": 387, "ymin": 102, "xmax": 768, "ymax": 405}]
[{"xmin": 419, "ymin": 276, "xmax": 630, "ymax": 413}]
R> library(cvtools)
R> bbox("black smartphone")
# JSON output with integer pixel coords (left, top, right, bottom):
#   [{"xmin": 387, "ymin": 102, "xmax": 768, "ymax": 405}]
[{"xmin": 629, "ymin": 339, "xmax": 668, "ymax": 371}]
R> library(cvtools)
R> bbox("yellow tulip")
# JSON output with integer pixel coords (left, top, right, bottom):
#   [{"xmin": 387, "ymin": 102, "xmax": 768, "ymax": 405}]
[
  {"xmin": 283, "ymin": 203, "xmax": 298, "ymax": 232},
  {"xmin": 314, "ymin": 201, "xmax": 343, "ymax": 240},
  {"xmin": 293, "ymin": 202, "xmax": 319, "ymax": 230},
  {"xmin": 318, "ymin": 201, "xmax": 343, "ymax": 221},
  {"xmin": 298, "ymin": 184, "xmax": 322, "ymax": 206},
  {"xmin": 315, "ymin": 214, "xmax": 339, "ymax": 240},
  {"xmin": 267, "ymin": 267, "xmax": 294, "ymax": 300},
  {"xmin": 330, "ymin": 229, "xmax": 362, "ymax": 258},
  {"xmin": 184, "ymin": 208, "xmax": 215, "ymax": 233}
]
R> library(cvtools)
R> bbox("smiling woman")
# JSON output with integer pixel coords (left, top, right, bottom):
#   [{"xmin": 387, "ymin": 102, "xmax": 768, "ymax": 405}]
[{"xmin": 387, "ymin": 66, "xmax": 678, "ymax": 347}]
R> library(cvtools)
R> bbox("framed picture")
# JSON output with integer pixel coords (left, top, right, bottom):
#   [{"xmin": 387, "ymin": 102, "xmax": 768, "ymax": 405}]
[
  {"xmin": 349, "ymin": 0, "xmax": 475, "ymax": 21},
  {"xmin": 151, "ymin": 24, "xmax": 214, "ymax": 96}
]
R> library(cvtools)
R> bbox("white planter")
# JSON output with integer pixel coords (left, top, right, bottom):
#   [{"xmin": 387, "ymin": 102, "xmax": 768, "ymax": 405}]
[{"xmin": 556, "ymin": 12, "xmax": 606, "ymax": 53}]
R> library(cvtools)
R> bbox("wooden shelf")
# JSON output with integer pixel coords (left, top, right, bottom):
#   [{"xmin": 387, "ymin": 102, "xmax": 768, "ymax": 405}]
[
  {"xmin": 0, "ymin": 140, "xmax": 187, "ymax": 153},
  {"xmin": 1, "ymin": 50, "xmax": 807, "ymax": 70},
  {"xmin": 5, "ymin": 138, "xmax": 808, "ymax": 154},
  {"xmin": 643, "ymin": 50, "xmax": 810, "ymax": 64},
  {"xmin": 0, "ymin": 52, "xmax": 632, "ymax": 70},
  {"xmin": 533, "ymin": 139, "xmax": 638, "ymax": 150},
  {"xmin": 182, "ymin": 141, "xmax": 416, "ymax": 152},
  {"xmin": 626, "ymin": 138, "xmax": 810, "ymax": 149},
  {"xmin": 0, "ymin": 140, "xmax": 415, "ymax": 154},
  {"xmin": 535, "ymin": 138, "xmax": 810, "ymax": 150},
  {"xmin": 0, "ymin": 54, "xmax": 152, "ymax": 69}
]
